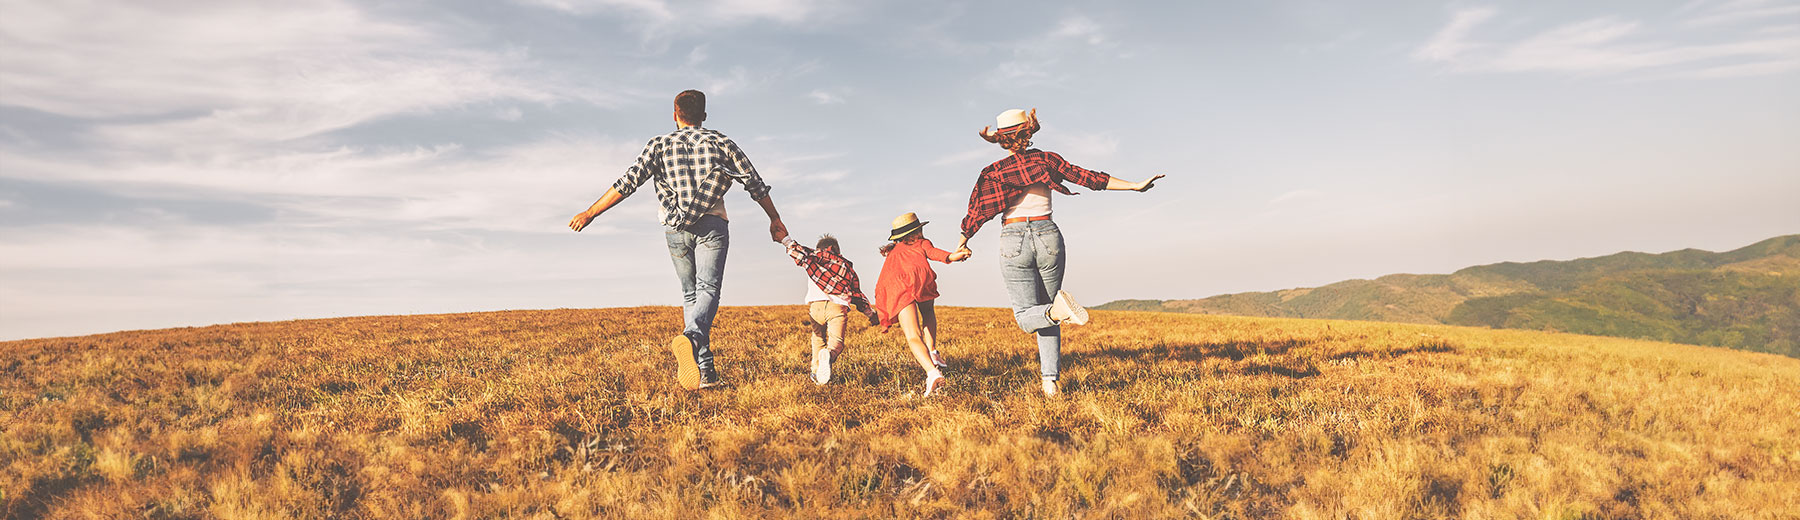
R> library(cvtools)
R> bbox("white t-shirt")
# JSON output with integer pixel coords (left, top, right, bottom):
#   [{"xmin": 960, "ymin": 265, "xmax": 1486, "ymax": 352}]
[
  {"xmin": 805, "ymin": 279, "xmax": 851, "ymax": 305},
  {"xmin": 1003, "ymin": 184, "xmax": 1053, "ymax": 219}
]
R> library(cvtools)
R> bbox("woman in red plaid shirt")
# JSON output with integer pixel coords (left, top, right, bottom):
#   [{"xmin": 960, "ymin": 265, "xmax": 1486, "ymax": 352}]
[{"xmin": 951, "ymin": 108, "xmax": 1164, "ymax": 397}]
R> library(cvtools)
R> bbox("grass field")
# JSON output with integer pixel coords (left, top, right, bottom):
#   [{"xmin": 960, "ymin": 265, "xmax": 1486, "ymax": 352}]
[{"xmin": 4, "ymin": 306, "xmax": 1799, "ymax": 518}]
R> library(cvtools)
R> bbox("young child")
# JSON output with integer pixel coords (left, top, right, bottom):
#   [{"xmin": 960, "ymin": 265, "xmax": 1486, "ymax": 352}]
[
  {"xmin": 873, "ymin": 212, "xmax": 970, "ymax": 396},
  {"xmin": 783, "ymin": 234, "xmax": 877, "ymax": 385}
]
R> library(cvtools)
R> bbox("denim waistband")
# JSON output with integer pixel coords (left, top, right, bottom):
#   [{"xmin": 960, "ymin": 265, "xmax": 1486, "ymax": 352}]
[{"xmin": 1001, "ymin": 219, "xmax": 1060, "ymax": 231}]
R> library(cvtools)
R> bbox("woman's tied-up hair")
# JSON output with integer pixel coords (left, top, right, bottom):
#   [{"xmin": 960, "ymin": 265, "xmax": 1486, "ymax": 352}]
[{"xmin": 979, "ymin": 108, "xmax": 1040, "ymax": 153}]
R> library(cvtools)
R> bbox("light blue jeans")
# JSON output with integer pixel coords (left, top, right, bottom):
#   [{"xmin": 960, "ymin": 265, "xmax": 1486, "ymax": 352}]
[
  {"xmin": 998, "ymin": 220, "xmax": 1064, "ymax": 381},
  {"xmin": 666, "ymin": 214, "xmax": 729, "ymax": 376}
]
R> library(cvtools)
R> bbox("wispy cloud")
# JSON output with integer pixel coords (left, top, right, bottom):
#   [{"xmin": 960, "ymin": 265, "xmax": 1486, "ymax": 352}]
[
  {"xmin": 1413, "ymin": 7, "xmax": 1497, "ymax": 62},
  {"xmin": 512, "ymin": 0, "xmax": 842, "ymax": 32},
  {"xmin": 1052, "ymin": 131, "xmax": 1121, "ymax": 160},
  {"xmin": 983, "ymin": 15, "xmax": 1124, "ymax": 89},
  {"xmin": 515, "ymin": 0, "xmax": 673, "ymax": 19},
  {"xmin": 1679, "ymin": 0, "xmax": 1800, "ymax": 27},
  {"xmin": 929, "ymin": 147, "xmax": 1003, "ymax": 168},
  {"xmin": 0, "ymin": 1, "xmax": 606, "ymax": 124},
  {"xmin": 807, "ymin": 88, "xmax": 848, "ymax": 105},
  {"xmin": 1413, "ymin": 4, "xmax": 1800, "ymax": 78},
  {"xmin": 1270, "ymin": 189, "xmax": 1325, "ymax": 205},
  {"xmin": 0, "ymin": 134, "xmax": 651, "ymax": 234}
]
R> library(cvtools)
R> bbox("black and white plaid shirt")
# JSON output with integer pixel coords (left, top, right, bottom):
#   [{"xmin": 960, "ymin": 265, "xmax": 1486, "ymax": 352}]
[{"xmin": 611, "ymin": 126, "xmax": 773, "ymax": 229}]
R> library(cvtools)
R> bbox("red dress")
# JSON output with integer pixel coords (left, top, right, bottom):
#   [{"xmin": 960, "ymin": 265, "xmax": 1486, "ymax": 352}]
[{"xmin": 873, "ymin": 237, "xmax": 952, "ymax": 329}]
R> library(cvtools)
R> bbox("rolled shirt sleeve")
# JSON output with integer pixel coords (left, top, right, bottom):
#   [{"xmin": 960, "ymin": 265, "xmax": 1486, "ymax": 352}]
[
  {"xmin": 610, "ymin": 138, "xmax": 661, "ymax": 199},
  {"xmin": 1048, "ymin": 152, "xmax": 1112, "ymax": 191},
  {"xmin": 717, "ymin": 139, "xmax": 772, "ymax": 201}
]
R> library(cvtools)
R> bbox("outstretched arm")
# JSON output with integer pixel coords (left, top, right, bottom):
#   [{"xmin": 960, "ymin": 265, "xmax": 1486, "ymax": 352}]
[
  {"xmin": 569, "ymin": 188, "xmax": 625, "ymax": 232},
  {"xmin": 1105, "ymin": 174, "xmax": 1165, "ymax": 192},
  {"xmin": 573, "ymin": 139, "xmax": 659, "ymax": 232}
]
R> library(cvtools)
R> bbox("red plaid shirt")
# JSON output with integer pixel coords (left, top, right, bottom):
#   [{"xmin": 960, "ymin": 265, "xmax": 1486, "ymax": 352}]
[
  {"xmin": 959, "ymin": 149, "xmax": 1111, "ymax": 238},
  {"xmin": 784, "ymin": 239, "xmax": 872, "ymax": 312}
]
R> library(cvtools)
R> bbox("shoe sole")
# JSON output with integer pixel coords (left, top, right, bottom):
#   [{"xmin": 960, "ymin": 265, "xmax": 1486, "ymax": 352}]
[
  {"xmin": 671, "ymin": 334, "xmax": 701, "ymax": 390},
  {"xmin": 923, "ymin": 374, "xmax": 945, "ymax": 397},
  {"xmin": 1057, "ymin": 290, "xmax": 1090, "ymax": 326},
  {"xmin": 813, "ymin": 349, "xmax": 831, "ymax": 385}
]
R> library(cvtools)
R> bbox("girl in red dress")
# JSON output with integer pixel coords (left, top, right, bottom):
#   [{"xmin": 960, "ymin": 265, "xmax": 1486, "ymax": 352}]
[{"xmin": 874, "ymin": 212, "xmax": 969, "ymax": 396}]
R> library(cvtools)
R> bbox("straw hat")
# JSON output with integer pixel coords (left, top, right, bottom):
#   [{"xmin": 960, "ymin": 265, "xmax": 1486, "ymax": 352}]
[
  {"xmin": 888, "ymin": 212, "xmax": 928, "ymax": 241},
  {"xmin": 995, "ymin": 109, "xmax": 1030, "ymax": 131},
  {"xmin": 978, "ymin": 107, "xmax": 1041, "ymax": 143}
]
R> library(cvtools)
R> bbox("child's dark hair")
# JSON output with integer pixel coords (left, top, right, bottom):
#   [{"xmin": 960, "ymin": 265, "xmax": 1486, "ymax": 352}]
[{"xmin": 815, "ymin": 234, "xmax": 839, "ymax": 254}]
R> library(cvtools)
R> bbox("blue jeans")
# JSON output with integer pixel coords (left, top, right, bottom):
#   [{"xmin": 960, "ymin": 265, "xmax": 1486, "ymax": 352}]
[
  {"xmin": 666, "ymin": 214, "xmax": 729, "ymax": 376},
  {"xmin": 998, "ymin": 220, "xmax": 1064, "ymax": 380}
]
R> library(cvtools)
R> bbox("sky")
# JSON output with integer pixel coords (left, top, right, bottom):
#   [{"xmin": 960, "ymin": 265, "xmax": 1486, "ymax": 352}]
[{"xmin": 2, "ymin": 0, "xmax": 1797, "ymax": 341}]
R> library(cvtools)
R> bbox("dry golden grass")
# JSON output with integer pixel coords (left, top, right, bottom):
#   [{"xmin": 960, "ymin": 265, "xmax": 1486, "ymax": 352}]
[{"xmin": 3, "ymin": 306, "xmax": 1799, "ymax": 519}]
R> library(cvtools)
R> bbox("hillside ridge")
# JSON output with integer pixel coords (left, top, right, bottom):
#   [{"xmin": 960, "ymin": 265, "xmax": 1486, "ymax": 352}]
[{"xmin": 1099, "ymin": 234, "xmax": 1800, "ymax": 357}]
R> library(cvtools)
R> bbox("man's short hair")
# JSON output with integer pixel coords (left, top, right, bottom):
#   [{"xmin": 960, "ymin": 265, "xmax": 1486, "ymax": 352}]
[
  {"xmin": 675, "ymin": 90, "xmax": 707, "ymax": 125},
  {"xmin": 815, "ymin": 234, "xmax": 839, "ymax": 253}
]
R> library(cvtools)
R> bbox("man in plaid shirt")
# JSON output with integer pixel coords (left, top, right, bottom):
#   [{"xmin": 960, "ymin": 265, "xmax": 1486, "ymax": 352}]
[
  {"xmin": 569, "ymin": 89, "xmax": 789, "ymax": 391},
  {"xmin": 783, "ymin": 235, "xmax": 877, "ymax": 384}
]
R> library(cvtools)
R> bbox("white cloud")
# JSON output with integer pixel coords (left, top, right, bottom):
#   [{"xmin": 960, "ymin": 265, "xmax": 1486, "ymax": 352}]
[
  {"xmin": 807, "ymin": 88, "xmax": 847, "ymax": 105},
  {"xmin": 1413, "ymin": 5, "xmax": 1800, "ymax": 78},
  {"xmin": 0, "ymin": 219, "xmax": 672, "ymax": 340},
  {"xmin": 0, "ymin": 0, "xmax": 629, "ymax": 158},
  {"xmin": 929, "ymin": 147, "xmax": 1004, "ymax": 168},
  {"xmin": 1052, "ymin": 131, "xmax": 1121, "ymax": 161},
  {"xmin": 512, "ymin": 0, "xmax": 839, "ymax": 31},
  {"xmin": 515, "ymin": 0, "xmax": 673, "ymax": 19},
  {"xmin": 1270, "ymin": 189, "xmax": 1325, "ymax": 205},
  {"xmin": 1412, "ymin": 7, "xmax": 1497, "ymax": 62},
  {"xmin": 1680, "ymin": 0, "xmax": 1800, "ymax": 26},
  {"xmin": 983, "ymin": 15, "xmax": 1121, "ymax": 89},
  {"xmin": 0, "ymin": 134, "xmax": 652, "ymax": 234},
  {"xmin": 1051, "ymin": 16, "xmax": 1108, "ymax": 46}
]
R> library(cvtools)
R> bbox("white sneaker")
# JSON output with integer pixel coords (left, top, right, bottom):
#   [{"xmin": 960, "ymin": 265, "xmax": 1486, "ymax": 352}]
[
  {"xmin": 812, "ymin": 349, "xmax": 831, "ymax": 385},
  {"xmin": 929, "ymin": 349, "xmax": 947, "ymax": 368},
  {"xmin": 1042, "ymin": 378, "xmax": 1059, "ymax": 397},
  {"xmin": 1049, "ymin": 290, "xmax": 1089, "ymax": 326},
  {"xmin": 923, "ymin": 373, "xmax": 945, "ymax": 397}
]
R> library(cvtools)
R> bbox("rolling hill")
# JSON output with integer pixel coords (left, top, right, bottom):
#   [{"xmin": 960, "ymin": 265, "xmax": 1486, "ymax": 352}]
[
  {"xmin": 1100, "ymin": 235, "xmax": 1800, "ymax": 358},
  {"xmin": 4, "ymin": 306, "xmax": 1798, "ymax": 517}
]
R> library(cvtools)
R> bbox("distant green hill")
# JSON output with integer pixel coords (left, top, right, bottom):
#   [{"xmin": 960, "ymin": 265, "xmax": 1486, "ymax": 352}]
[{"xmin": 1100, "ymin": 235, "xmax": 1800, "ymax": 357}]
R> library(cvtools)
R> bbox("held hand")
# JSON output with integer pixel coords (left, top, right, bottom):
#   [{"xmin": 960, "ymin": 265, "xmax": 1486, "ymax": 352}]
[
  {"xmin": 769, "ymin": 218, "xmax": 789, "ymax": 243},
  {"xmin": 568, "ymin": 211, "xmax": 596, "ymax": 232},
  {"xmin": 1135, "ymin": 174, "xmax": 1165, "ymax": 192},
  {"xmin": 948, "ymin": 250, "xmax": 972, "ymax": 262}
]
